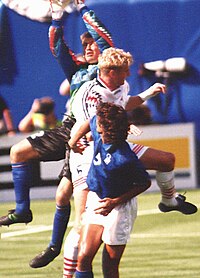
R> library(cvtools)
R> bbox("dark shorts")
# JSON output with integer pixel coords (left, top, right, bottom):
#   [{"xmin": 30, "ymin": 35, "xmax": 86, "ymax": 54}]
[
  {"xmin": 58, "ymin": 150, "xmax": 71, "ymax": 180},
  {"xmin": 27, "ymin": 117, "xmax": 75, "ymax": 179}
]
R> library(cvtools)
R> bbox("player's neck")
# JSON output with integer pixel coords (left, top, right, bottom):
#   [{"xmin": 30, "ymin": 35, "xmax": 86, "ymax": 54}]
[{"xmin": 99, "ymin": 75, "xmax": 119, "ymax": 91}]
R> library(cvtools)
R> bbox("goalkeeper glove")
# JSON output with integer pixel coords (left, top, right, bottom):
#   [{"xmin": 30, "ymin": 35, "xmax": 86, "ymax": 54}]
[
  {"xmin": 50, "ymin": 0, "xmax": 71, "ymax": 19},
  {"xmin": 73, "ymin": 0, "xmax": 85, "ymax": 12}
]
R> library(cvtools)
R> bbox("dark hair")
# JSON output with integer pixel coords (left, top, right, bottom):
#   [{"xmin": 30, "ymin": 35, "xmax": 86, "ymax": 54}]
[
  {"xmin": 96, "ymin": 102, "xmax": 129, "ymax": 144},
  {"xmin": 128, "ymin": 104, "xmax": 152, "ymax": 125},
  {"xmin": 37, "ymin": 97, "xmax": 55, "ymax": 115},
  {"xmin": 80, "ymin": 32, "xmax": 93, "ymax": 44}
]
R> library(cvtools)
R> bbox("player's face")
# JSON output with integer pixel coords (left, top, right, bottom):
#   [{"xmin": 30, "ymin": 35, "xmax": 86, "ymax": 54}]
[
  {"xmin": 112, "ymin": 65, "xmax": 130, "ymax": 87},
  {"xmin": 82, "ymin": 38, "xmax": 100, "ymax": 64},
  {"xmin": 96, "ymin": 116, "xmax": 103, "ymax": 134}
]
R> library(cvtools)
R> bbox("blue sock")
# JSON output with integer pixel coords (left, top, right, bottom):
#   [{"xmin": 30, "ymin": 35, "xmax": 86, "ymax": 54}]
[
  {"xmin": 12, "ymin": 162, "xmax": 31, "ymax": 214},
  {"xmin": 75, "ymin": 270, "xmax": 94, "ymax": 278},
  {"xmin": 50, "ymin": 203, "xmax": 71, "ymax": 252}
]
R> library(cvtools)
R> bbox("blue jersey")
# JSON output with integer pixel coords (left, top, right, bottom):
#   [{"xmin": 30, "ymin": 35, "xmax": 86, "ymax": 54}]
[{"xmin": 86, "ymin": 116, "xmax": 150, "ymax": 199}]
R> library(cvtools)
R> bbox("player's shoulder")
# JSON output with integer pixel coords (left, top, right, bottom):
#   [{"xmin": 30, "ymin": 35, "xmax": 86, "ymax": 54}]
[{"xmin": 81, "ymin": 77, "xmax": 99, "ymax": 90}]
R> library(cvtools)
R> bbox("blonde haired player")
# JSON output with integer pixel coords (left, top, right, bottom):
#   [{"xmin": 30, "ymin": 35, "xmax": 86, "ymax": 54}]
[
  {"xmin": 98, "ymin": 47, "xmax": 133, "ymax": 68},
  {"xmin": 67, "ymin": 46, "xmax": 197, "ymax": 277}
]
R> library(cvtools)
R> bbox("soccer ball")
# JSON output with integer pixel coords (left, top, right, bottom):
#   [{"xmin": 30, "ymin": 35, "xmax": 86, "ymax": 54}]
[
  {"xmin": 2, "ymin": 0, "xmax": 73, "ymax": 22},
  {"xmin": 51, "ymin": 0, "xmax": 72, "ymax": 10}
]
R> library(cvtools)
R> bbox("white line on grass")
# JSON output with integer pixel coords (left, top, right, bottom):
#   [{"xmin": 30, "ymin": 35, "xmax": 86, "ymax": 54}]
[
  {"xmin": 1, "ymin": 221, "xmax": 73, "ymax": 239},
  {"xmin": 1, "ymin": 207, "xmax": 198, "ymax": 239},
  {"xmin": 0, "ymin": 209, "xmax": 161, "ymax": 239},
  {"xmin": 138, "ymin": 208, "xmax": 161, "ymax": 215},
  {"xmin": 131, "ymin": 232, "xmax": 200, "ymax": 238}
]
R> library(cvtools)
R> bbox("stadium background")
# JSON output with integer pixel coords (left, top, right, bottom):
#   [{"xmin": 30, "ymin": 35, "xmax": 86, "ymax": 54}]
[{"xmin": 1, "ymin": 0, "xmax": 200, "ymax": 181}]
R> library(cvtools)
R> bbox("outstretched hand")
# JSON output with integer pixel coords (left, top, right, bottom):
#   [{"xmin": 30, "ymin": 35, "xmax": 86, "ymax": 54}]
[
  {"xmin": 138, "ymin": 82, "xmax": 166, "ymax": 102},
  {"xmin": 128, "ymin": 124, "xmax": 143, "ymax": 136},
  {"xmin": 149, "ymin": 82, "xmax": 166, "ymax": 96},
  {"xmin": 73, "ymin": 0, "xmax": 85, "ymax": 11}
]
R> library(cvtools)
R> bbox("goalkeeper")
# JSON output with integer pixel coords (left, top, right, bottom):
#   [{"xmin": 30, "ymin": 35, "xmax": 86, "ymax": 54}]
[
  {"xmin": 0, "ymin": 0, "xmax": 113, "ymax": 269},
  {"xmin": 0, "ymin": 1, "xmax": 197, "ymax": 275}
]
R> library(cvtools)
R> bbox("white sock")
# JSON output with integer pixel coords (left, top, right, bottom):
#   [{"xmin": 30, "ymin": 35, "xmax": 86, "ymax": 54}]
[
  {"xmin": 63, "ymin": 228, "xmax": 80, "ymax": 278},
  {"xmin": 156, "ymin": 171, "xmax": 178, "ymax": 206}
]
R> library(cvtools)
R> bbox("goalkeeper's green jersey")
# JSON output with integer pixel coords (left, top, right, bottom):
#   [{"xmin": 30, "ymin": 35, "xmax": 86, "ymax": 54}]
[{"xmin": 49, "ymin": 7, "xmax": 113, "ymax": 118}]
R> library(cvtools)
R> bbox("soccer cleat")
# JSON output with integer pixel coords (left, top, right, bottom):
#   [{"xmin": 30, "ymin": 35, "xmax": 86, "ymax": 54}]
[
  {"xmin": 158, "ymin": 194, "xmax": 197, "ymax": 215},
  {"xmin": 29, "ymin": 246, "xmax": 60, "ymax": 268},
  {"xmin": 0, "ymin": 210, "xmax": 33, "ymax": 226},
  {"xmin": 176, "ymin": 194, "xmax": 186, "ymax": 202}
]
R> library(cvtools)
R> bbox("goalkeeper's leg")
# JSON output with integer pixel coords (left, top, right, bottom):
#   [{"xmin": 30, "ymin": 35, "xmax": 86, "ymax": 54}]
[{"xmin": 30, "ymin": 172, "xmax": 73, "ymax": 268}]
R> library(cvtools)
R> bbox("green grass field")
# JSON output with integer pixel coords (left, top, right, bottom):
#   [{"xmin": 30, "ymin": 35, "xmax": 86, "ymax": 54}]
[{"xmin": 0, "ymin": 190, "xmax": 200, "ymax": 278}]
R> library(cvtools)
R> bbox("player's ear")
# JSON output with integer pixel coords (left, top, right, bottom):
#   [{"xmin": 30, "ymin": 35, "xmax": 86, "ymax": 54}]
[{"xmin": 109, "ymin": 69, "xmax": 116, "ymax": 78}]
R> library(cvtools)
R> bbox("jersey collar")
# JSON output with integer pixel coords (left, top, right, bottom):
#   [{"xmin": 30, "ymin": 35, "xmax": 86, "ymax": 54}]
[{"xmin": 97, "ymin": 75, "xmax": 122, "ymax": 96}]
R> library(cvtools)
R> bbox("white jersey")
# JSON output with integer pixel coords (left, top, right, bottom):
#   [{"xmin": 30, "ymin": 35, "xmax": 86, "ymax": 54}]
[
  {"xmin": 70, "ymin": 75, "xmax": 148, "ymax": 194},
  {"xmin": 71, "ymin": 76, "xmax": 130, "ymax": 135}
]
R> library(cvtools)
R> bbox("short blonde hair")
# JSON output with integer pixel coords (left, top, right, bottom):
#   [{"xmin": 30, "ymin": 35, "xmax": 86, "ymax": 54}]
[{"xmin": 98, "ymin": 47, "xmax": 133, "ymax": 70}]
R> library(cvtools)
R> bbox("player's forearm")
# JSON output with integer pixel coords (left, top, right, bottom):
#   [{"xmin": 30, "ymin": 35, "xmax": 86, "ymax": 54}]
[
  {"xmin": 49, "ymin": 22, "xmax": 81, "ymax": 81},
  {"xmin": 112, "ymin": 182, "xmax": 151, "ymax": 206},
  {"xmin": 95, "ymin": 181, "xmax": 151, "ymax": 216},
  {"xmin": 68, "ymin": 120, "xmax": 90, "ymax": 148},
  {"xmin": 82, "ymin": 9, "xmax": 114, "ymax": 52},
  {"xmin": 126, "ymin": 83, "xmax": 166, "ymax": 111},
  {"xmin": 3, "ymin": 109, "xmax": 15, "ymax": 132},
  {"xmin": 18, "ymin": 111, "xmax": 34, "ymax": 133},
  {"xmin": 125, "ymin": 96, "xmax": 143, "ymax": 111}
]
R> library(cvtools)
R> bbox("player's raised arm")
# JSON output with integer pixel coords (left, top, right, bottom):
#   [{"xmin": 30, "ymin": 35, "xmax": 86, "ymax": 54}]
[
  {"xmin": 125, "ymin": 82, "xmax": 166, "ymax": 111},
  {"xmin": 75, "ymin": 0, "xmax": 114, "ymax": 51},
  {"xmin": 48, "ymin": 0, "xmax": 86, "ymax": 82}
]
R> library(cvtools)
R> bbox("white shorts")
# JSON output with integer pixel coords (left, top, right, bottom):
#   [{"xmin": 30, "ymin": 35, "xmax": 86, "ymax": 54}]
[
  {"xmin": 82, "ymin": 191, "xmax": 138, "ymax": 245},
  {"xmin": 128, "ymin": 142, "xmax": 149, "ymax": 158},
  {"xmin": 69, "ymin": 142, "xmax": 94, "ymax": 195},
  {"xmin": 70, "ymin": 142, "xmax": 148, "ymax": 194}
]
